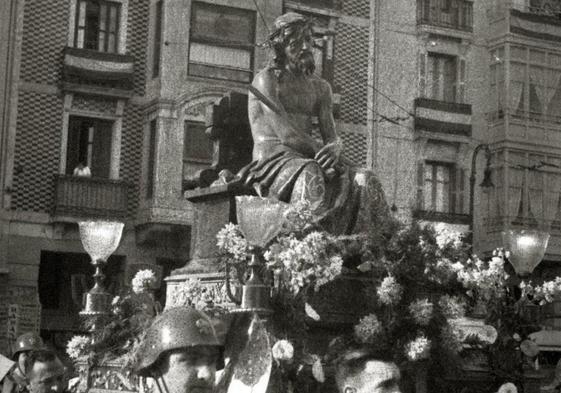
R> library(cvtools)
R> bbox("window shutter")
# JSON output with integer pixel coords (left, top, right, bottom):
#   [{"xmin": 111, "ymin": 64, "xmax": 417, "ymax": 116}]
[
  {"xmin": 449, "ymin": 166, "xmax": 457, "ymax": 214},
  {"xmin": 455, "ymin": 167, "xmax": 466, "ymax": 214},
  {"xmin": 419, "ymin": 53, "xmax": 427, "ymax": 98},
  {"xmin": 66, "ymin": 118, "xmax": 80, "ymax": 175},
  {"xmin": 92, "ymin": 120, "xmax": 112, "ymax": 178},
  {"xmin": 417, "ymin": 162, "xmax": 425, "ymax": 210},
  {"xmin": 458, "ymin": 58, "xmax": 466, "ymax": 103}
]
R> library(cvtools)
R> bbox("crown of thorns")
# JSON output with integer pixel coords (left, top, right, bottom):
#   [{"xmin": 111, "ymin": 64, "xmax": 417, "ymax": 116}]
[{"xmin": 268, "ymin": 12, "xmax": 313, "ymax": 44}]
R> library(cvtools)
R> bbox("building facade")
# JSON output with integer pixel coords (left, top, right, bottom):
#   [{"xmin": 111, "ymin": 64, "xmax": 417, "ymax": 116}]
[
  {"xmin": 2, "ymin": 0, "xmax": 561, "ymax": 356},
  {"xmin": 0, "ymin": 0, "xmax": 374, "ymax": 354}
]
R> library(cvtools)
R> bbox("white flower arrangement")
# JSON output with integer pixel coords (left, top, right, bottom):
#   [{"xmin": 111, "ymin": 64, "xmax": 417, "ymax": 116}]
[
  {"xmin": 438, "ymin": 294, "xmax": 466, "ymax": 319},
  {"xmin": 131, "ymin": 269, "xmax": 157, "ymax": 294},
  {"xmin": 66, "ymin": 335, "xmax": 91, "ymax": 360},
  {"xmin": 377, "ymin": 275, "xmax": 402, "ymax": 305},
  {"xmin": 265, "ymin": 231, "xmax": 343, "ymax": 294},
  {"xmin": 405, "ymin": 335, "xmax": 431, "ymax": 361},
  {"xmin": 408, "ymin": 299, "xmax": 433, "ymax": 326},
  {"xmin": 521, "ymin": 277, "xmax": 561, "ymax": 305},
  {"xmin": 216, "ymin": 223, "xmax": 250, "ymax": 262},
  {"xmin": 354, "ymin": 313, "xmax": 383, "ymax": 344},
  {"xmin": 433, "ymin": 224, "xmax": 464, "ymax": 249},
  {"xmin": 455, "ymin": 255, "xmax": 509, "ymax": 302},
  {"xmin": 272, "ymin": 339, "xmax": 294, "ymax": 363}
]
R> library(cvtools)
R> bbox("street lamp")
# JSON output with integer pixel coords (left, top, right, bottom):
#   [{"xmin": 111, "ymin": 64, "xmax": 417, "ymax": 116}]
[
  {"xmin": 502, "ymin": 229, "xmax": 550, "ymax": 277},
  {"xmin": 78, "ymin": 220, "xmax": 124, "ymax": 317},
  {"xmin": 469, "ymin": 144, "xmax": 495, "ymax": 233}
]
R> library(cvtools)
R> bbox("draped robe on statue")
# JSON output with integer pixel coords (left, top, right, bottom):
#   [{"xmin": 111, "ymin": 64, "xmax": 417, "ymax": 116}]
[{"xmin": 232, "ymin": 97, "xmax": 390, "ymax": 236}]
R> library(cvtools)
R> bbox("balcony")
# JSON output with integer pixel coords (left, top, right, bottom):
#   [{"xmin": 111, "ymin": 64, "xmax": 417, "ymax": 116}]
[
  {"xmin": 53, "ymin": 175, "xmax": 128, "ymax": 221},
  {"xmin": 488, "ymin": 1, "xmax": 561, "ymax": 42},
  {"xmin": 287, "ymin": 0, "xmax": 338, "ymax": 9},
  {"xmin": 417, "ymin": 0, "xmax": 473, "ymax": 32},
  {"xmin": 414, "ymin": 98, "xmax": 472, "ymax": 137},
  {"xmin": 61, "ymin": 47, "xmax": 135, "ymax": 98}
]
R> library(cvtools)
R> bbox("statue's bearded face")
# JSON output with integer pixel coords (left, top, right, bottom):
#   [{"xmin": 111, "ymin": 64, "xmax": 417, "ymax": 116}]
[{"xmin": 283, "ymin": 26, "xmax": 315, "ymax": 76}]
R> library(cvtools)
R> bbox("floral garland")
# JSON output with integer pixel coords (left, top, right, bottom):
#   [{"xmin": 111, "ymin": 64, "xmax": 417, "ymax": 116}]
[
  {"xmin": 216, "ymin": 200, "xmax": 561, "ymax": 392},
  {"xmin": 216, "ymin": 202, "xmax": 475, "ymax": 391}
]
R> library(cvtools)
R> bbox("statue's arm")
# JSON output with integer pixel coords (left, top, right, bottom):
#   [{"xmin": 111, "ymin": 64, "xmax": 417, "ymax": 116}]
[
  {"xmin": 315, "ymin": 81, "xmax": 343, "ymax": 169},
  {"xmin": 248, "ymin": 71, "xmax": 319, "ymax": 156}
]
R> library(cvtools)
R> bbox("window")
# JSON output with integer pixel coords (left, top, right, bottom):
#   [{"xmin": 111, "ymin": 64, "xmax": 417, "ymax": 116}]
[
  {"xmin": 189, "ymin": 2, "xmax": 255, "ymax": 83},
  {"xmin": 417, "ymin": 162, "xmax": 465, "ymax": 214},
  {"xmin": 152, "ymin": 0, "xmax": 163, "ymax": 78},
  {"xmin": 75, "ymin": 0, "xmax": 120, "ymax": 53},
  {"xmin": 420, "ymin": 52, "xmax": 466, "ymax": 103},
  {"xmin": 416, "ymin": 0, "xmax": 473, "ymax": 31},
  {"xmin": 146, "ymin": 119, "xmax": 157, "ymax": 199},
  {"xmin": 427, "ymin": 53, "xmax": 457, "ymax": 102},
  {"xmin": 66, "ymin": 116, "xmax": 113, "ymax": 178},
  {"xmin": 505, "ymin": 45, "xmax": 561, "ymax": 122}
]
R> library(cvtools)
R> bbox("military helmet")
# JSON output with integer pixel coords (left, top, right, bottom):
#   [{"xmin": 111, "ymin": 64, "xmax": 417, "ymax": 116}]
[
  {"xmin": 134, "ymin": 307, "xmax": 223, "ymax": 376},
  {"xmin": 12, "ymin": 332, "xmax": 45, "ymax": 358}
]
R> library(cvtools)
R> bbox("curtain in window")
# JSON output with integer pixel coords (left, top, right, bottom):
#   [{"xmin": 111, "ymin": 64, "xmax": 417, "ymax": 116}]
[
  {"xmin": 528, "ymin": 171, "xmax": 543, "ymax": 224},
  {"xmin": 546, "ymin": 70, "xmax": 561, "ymax": 117},
  {"xmin": 509, "ymin": 63, "xmax": 524, "ymax": 112},
  {"xmin": 544, "ymin": 172, "xmax": 561, "ymax": 227},
  {"xmin": 529, "ymin": 66, "xmax": 545, "ymax": 114},
  {"xmin": 544, "ymin": 69, "xmax": 561, "ymax": 113}
]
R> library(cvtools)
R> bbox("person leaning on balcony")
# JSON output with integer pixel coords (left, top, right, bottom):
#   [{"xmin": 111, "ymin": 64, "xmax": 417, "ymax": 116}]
[
  {"xmin": 72, "ymin": 162, "xmax": 91, "ymax": 177},
  {"xmin": 133, "ymin": 307, "xmax": 224, "ymax": 393},
  {"xmin": 1, "ymin": 333, "xmax": 46, "ymax": 393}
]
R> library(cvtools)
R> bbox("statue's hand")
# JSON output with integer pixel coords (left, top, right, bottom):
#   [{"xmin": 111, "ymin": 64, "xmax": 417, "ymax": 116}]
[{"xmin": 315, "ymin": 139, "xmax": 343, "ymax": 170}]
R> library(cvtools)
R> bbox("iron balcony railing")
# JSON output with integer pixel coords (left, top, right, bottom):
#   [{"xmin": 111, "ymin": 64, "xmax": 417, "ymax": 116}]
[
  {"xmin": 487, "ymin": 108, "xmax": 561, "ymax": 125},
  {"xmin": 417, "ymin": 0, "xmax": 473, "ymax": 32},
  {"xmin": 53, "ymin": 174, "xmax": 128, "ymax": 219}
]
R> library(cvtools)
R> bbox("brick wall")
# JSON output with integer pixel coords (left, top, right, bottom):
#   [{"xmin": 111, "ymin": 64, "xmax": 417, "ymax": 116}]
[
  {"xmin": 127, "ymin": 0, "xmax": 149, "ymax": 95},
  {"xmin": 20, "ymin": 0, "xmax": 67, "ymax": 85},
  {"xmin": 121, "ymin": 104, "xmax": 144, "ymax": 217},
  {"xmin": 11, "ymin": 91, "xmax": 63, "ymax": 213},
  {"xmin": 334, "ymin": 22, "xmax": 369, "ymax": 127}
]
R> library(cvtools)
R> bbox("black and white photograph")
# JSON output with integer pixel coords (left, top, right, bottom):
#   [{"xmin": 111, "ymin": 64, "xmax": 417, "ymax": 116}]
[{"xmin": 1, "ymin": 1, "xmax": 561, "ymax": 392}]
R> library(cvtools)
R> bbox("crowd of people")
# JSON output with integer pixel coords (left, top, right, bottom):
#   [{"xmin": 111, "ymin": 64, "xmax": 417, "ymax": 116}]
[
  {"xmin": 0, "ymin": 333, "xmax": 67, "ymax": 393},
  {"xmin": 0, "ymin": 308, "xmax": 403, "ymax": 393}
]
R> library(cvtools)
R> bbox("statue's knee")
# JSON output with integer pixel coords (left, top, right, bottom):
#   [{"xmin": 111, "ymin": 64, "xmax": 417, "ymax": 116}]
[{"xmin": 292, "ymin": 163, "xmax": 326, "ymax": 204}]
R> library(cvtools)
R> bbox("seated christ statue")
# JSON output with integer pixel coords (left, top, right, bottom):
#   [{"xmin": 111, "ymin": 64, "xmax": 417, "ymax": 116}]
[{"xmin": 235, "ymin": 12, "xmax": 389, "ymax": 235}]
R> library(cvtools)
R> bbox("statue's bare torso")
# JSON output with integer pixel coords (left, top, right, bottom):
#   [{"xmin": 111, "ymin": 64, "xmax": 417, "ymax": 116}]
[{"xmin": 248, "ymin": 67, "xmax": 337, "ymax": 162}]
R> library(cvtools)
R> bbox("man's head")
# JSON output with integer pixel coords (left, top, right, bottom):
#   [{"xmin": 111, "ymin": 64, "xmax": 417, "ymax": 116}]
[
  {"xmin": 269, "ymin": 12, "xmax": 315, "ymax": 76},
  {"xmin": 25, "ymin": 351, "xmax": 66, "ymax": 393},
  {"xmin": 334, "ymin": 349, "xmax": 401, "ymax": 393},
  {"xmin": 12, "ymin": 333, "xmax": 45, "ymax": 374},
  {"xmin": 134, "ymin": 307, "xmax": 223, "ymax": 393}
]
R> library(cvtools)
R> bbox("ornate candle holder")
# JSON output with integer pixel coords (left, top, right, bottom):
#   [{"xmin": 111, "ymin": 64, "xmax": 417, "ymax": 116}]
[
  {"xmin": 78, "ymin": 221, "xmax": 124, "ymax": 318},
  {"xmin": 226, "ymin": 196, "xmax": 289, "ymax": 315}
]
